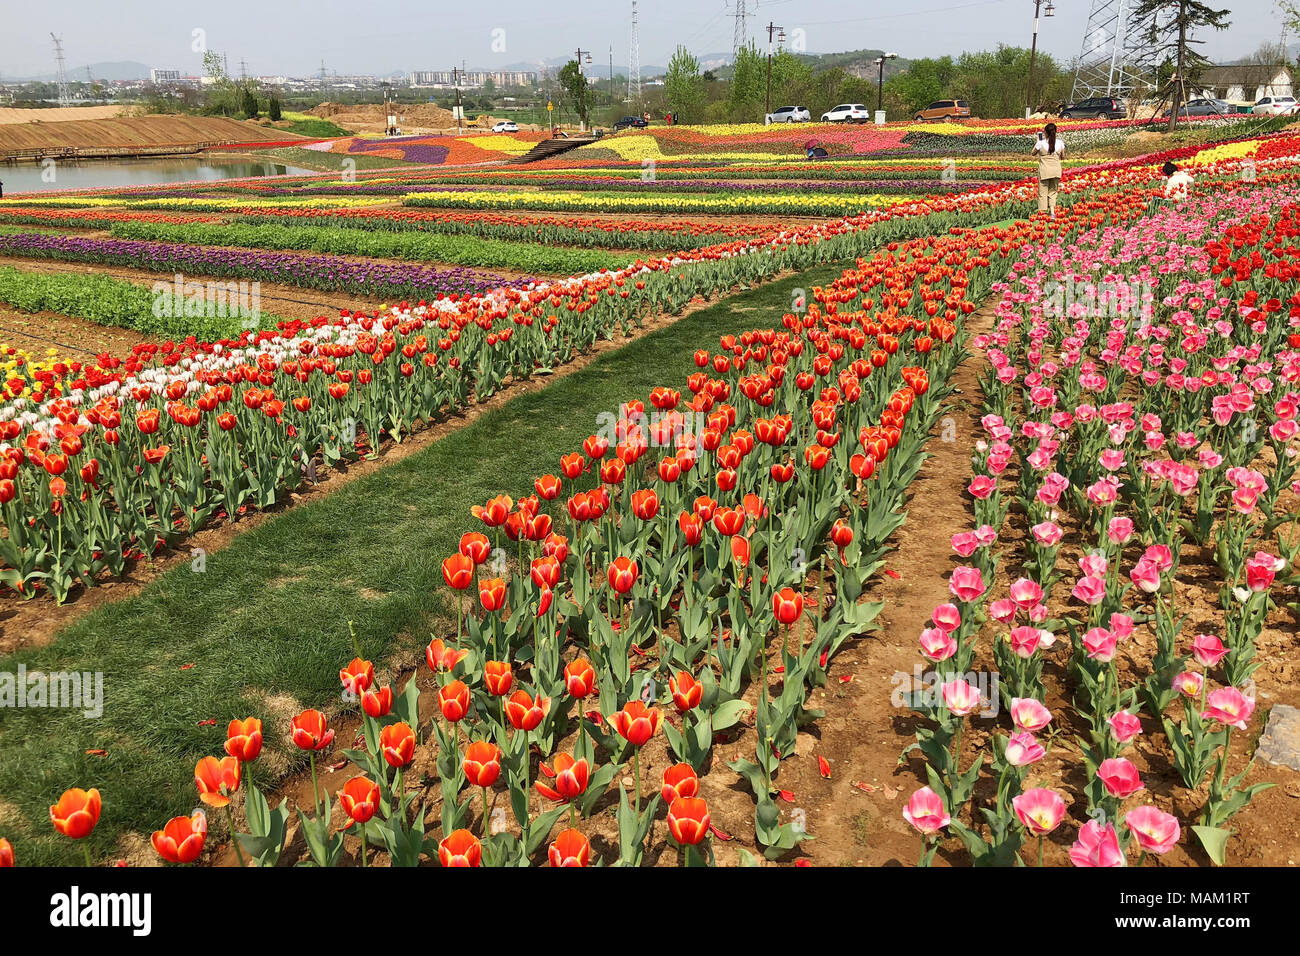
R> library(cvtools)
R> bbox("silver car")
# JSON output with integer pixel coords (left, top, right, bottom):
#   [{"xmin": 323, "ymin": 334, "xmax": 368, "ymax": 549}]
[{"xmin": 766, "ymin": 105, "xmax": 811, "ymax": 124}]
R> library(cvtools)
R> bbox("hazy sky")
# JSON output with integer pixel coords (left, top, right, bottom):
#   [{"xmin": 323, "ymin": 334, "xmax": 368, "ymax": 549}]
[{"xmin": 1, "ymin": 0, "xmax": 1288, "ymax": 78}]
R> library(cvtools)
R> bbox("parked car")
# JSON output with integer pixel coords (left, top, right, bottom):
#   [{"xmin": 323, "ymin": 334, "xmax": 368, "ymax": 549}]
[
  {"xmin": 1059, "ymin": 96, "xmax": 1126, "ymax": 120},
  {"xmin": 491, "ymin": 120, "xmax": 520, "ymax": 133},
  {"xmin": 913, "ymin": 99, "xmax": 972, "ymax": 121},
  {"xmin": 613, "ymin": 115, "xmax": 649, "ymax": 130},
  {"xmin": 821, "ymin": 103, "xmax": 871, "ymax": 123},
  {"xmin": 1161, "ymin": 98, "xmax": 1232, "ymax": 118},
  {"xmin": 766, "ymin": 105, "xmax": 811, "ymax": 124},
  {"xmin": 1253, "ymin": 95, "xmax": 1299, "ymax": 115}
]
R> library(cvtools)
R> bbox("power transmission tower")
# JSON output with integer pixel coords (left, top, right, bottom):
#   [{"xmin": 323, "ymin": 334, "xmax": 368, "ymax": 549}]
[
  {"xmin": 731, "ymin": 0, "xmax": 750, "ymax": 61},
  {"xmin": 50, "ymin": 33, "xmax": 71, "ymax": 106},
  {"xmin": 1071, "ymin": 0, "xmax": 1158, "ymax": 101},
  {"xmin": 627, "ymin": 0, "xmax": 641, "ymax": 103}
]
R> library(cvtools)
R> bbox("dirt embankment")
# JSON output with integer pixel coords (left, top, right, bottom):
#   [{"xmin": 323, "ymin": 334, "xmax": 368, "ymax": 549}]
[{"xmin": 0, "ymin": 114, "xmax": 297, "ymax": 153}]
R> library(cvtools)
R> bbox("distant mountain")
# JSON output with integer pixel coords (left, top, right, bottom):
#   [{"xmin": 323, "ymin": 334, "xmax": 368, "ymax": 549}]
[{"xmin": 3, "ymin": 61, "xmax": 150, "ymax": 83}]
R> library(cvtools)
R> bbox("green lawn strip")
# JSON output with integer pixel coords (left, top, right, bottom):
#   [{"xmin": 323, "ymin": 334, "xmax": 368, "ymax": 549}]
[
  {"xmin": 0, "ymin": 259, "xmax": 852, "ymax": 865},
  {"xmin": 0, "ymin": 266, "xmax": 288, "ymax": 340},
  {"xmin": 106, "ymin": 221, "xmax": 624, "ymax": 276}
]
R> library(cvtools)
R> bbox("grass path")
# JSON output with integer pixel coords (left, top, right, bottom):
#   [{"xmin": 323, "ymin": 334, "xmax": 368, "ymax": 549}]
[{"xmin": 0, "ymin": 260, "xmax": 851, "ymax": 865}]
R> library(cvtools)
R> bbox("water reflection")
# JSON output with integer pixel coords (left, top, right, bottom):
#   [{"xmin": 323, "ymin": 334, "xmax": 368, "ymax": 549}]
[{"xmin": 0, "ymin": 157, "xmax": 318, "ymax": 194}]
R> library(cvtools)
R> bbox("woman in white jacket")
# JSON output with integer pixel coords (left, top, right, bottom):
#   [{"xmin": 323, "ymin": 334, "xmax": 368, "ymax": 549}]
[{"xmin": 1032, "ymin": 122, "xmax": 1065, "ymax": 217}]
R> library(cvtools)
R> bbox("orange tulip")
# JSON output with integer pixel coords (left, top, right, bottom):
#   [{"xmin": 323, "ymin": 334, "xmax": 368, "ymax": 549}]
[
  {"xmin": 438, "ymin": 828, "xmax": 482, "ymax": 867},
  {"xmin": 151, "ymin": 810, "xmax": 207, "ymax": 864},
  {"xmin": 505, "ymin": 690, "xmax": 551, "ymax": 731},
  {"xmin": 668, "ymin": 671, "xmax": 702, "ymax": 713},
  {"xmin": 290, "ymin": 709, "xmax": 335, "ymax": 751},
  {"xmin": 426, "ymin": 637, "xmax": 469, "ymax": 673},
  {"xmin": 661, "ymin": 763, "xmax": 700, "ymax": 804},
  {"xmin": 463, "ymin": 740, "xmax": 502, "ymax": 788},
  {"xmin": 338, "ymin": 776, "xmax": 381, "ymax": 824},
  {"xmin": 50, "ymin": 787, "xmax": 102, "ymax": 840},
  {"xmin": 339, "ymin": 657, "xmax": 374, "ymax": 696},
  {"xmin": 484, "ymin": 660, "xmax": 514, "ymax": 696},
  {"xmin": 607, "ymin": 701, "xmax": 663, "ymax": 747},
  {"xmin": 379, "ymin": 722, "xmax": 416, "ymax": 768},
  {"xmin": 224, "ymin": 717, "xmax": 262, "ymax": 761},
  {"xmin": 0, "ymin": 837, "xmax": 12, "ymax": 867},
  {"xmin": 535, "ymin": 752, "xmax": 590, "ymax": 802},
  {"xmin": 479, "ymin": 577, "xmax": 507, "ymax": 612},
  {"xmin": 458, "ymin": 531, "xmax": 491, "ymax": 564},
  {"xmin": 195, "ymin": 756, "xmax": 241, "ymax": 808},
  {"xmin": 548, "ymin": 828, "xmax": 591, "ymax": 867},
  {"xmin": 667, "ymin": 796, "xmax": 711, "ymax": 846},
  {"xmin": 773, "ymin": 587, "xmax": 804, "ymax": 627},
  {"xmin": 442, "ymin": 553, "xmax": 475, "ymax": 590},
  {"xmin": 607, "ymin": 556, "xmax": 639, "ymax": 594},
  {"xmin": 564, "ymin": 658, "xmax": 597, "ymax": 698},
  {"xmin": 361, "ymin": 685, "xmax": 393, "ymax": 718},
  {"xmin": 439, "ymin": 680, "xmax": 472, "ymax": 722}
]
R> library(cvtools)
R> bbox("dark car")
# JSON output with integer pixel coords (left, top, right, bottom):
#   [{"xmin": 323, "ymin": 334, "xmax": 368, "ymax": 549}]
[
  {"xmin": 613, "ymin": 115, "xmax": 649, "ymax": 130},
  {"xmin": 1162, "ymin": 98, "xmax": 1232, "ymax": 118},
  {"xmin": 1060, "ymin": 96, "xmax": 1126, "ymax": 120}
]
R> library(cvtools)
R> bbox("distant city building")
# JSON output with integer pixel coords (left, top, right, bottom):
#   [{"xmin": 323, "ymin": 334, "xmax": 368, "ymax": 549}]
[
  {"xmin": 150, "ymin": 69, "xmax": 181, "ymax": 84},
  {"xmin": 409, "ymin": 70, "xmax": 538, "ymax": 89}
]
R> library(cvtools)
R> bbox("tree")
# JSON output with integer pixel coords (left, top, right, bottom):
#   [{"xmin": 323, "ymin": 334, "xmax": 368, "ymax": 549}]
[
  {"xmin": 239, "ymin": 85, "xmax": 259, "ymax": 119},
  {"xmin": 725, "ymin": 43, "xmax": 765, "ymax": 121},
  {"xmin": 201, "ymin": 50, "xmax": 239, "ymax": 117},
  {"xmin": 665, "ymin": 45, "xmax": 705, "ymax": 122},
  {"xmin": 1131, "ymin": 0, "xmax": 1231, "ymax": 129},
  {"xmin": 268, "ymin": 96, "xmax": 282, "ymax": 121},
  {"xmin": 558, "ymin": 60, "xmax": 590, "ymax": 125}
]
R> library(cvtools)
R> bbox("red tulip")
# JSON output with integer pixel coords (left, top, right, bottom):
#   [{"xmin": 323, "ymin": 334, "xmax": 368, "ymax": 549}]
[
  {"xmin": 195, "ymin": 756, "xmax": 241, "ymax": 808},
  {"xmin": 505, "ymin": 690, "xmax": 551, "ymax": 731},
  {"xmin": 667, "ymin": 796, "xmax": 711, "ymax": 846},
  {"xmin": 479, "ymin": 577, "xmax": 507, "ymax": 612},
  {"xmin": 438, "ymin": 829, "xmax": 482, "ymax": 867},
  {"xmin": 661, "ymin": 763, "xmax": 700, "ymax": 803},
  {"xmin": 151, "ymin": 811, "xmax": 207, "ymax": 864},
  {"xmin": 339, "ymin": 657, "xmax": 374, "ymax": 696},
  {"xmin": 439, "ymin": 680, "xmax": 472, "ymax": 723},
  {"xmin": 442, "ymin": 553, "xmax": 475, "ymax": 590},
  {"xmin": 426, "ymin": 638, "xmax": 469, "ymax": 673},
  {"xmin": 224, "ymin": 717, "xmax": 263, "ymax": 761},
  {"xmin": 361, "ymin": 685, "xmax": 393, "ymax": 718},
  {"xmin": 50, "ymin": 788, "xmax": 102, "ymax": 839},
  {"xmin": 338, "ymin": 776, "xmax": 381, "ymax": 824},
  {"xmin": 458, "ymin": 531, "xmax": 491, "ymax": 565},
  {"xmin": 535, "ymin": 752, "xmax": 590, "ymax": 802},
  {"xmin": 548, "ymin": 828, "xmax": 591, "ymax": 867},
  {"xmin": 607, "ymin": 701, "xmax": 662, "ymax": 747},
  {"xmin": 669, "ymin": 671, "xmax": 702, "ymax": 712},
  {"xmin": 380, "ymin": 722, "xmax": 416, "ymax": 768},
  {"xmin": 0, "ymin": 837, "xmax": 13, "ymax": 867},
  {"xmin": 773, "ymin": 587, "xmax": 804, "ymax": 627},
  {"xmin": 608, "ymin": 556, "xmax": 639, "ymax": 594},
  {"xmin": 564, "ymin": 658, "xmax": 597, "ymax": 698},
  {"xmin": 463, "ymin": 740, "xmax": 503, "ymax": 788},
  {"xmin": 290, "ymin": 709, "xmax": 335, "ymax": 751}
]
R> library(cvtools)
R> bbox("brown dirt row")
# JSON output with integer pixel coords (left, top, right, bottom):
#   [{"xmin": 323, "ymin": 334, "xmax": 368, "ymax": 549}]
[{"xmin": 0, "ymin": 115, "xmax": 293, "ymax": 153}]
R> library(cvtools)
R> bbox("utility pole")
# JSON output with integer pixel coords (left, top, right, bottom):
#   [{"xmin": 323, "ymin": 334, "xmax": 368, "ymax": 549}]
[
  {"xmin": 452, "ymin": 64, "xmax": 465, "ymax": 134},
  {"xmin": 764, "ymin": 22, "xmax": 785, "ymax": 118},
  {"xmin": 875, "ymin": 52, "xmax": 897, "ymax": 118},
  {"xmin": 1026, "ymin": 0, "xmax": 1056, "ymax": 118},
  {"xmin": 575, "ymin": 47, "xmax": 592, "ymax": 130}
]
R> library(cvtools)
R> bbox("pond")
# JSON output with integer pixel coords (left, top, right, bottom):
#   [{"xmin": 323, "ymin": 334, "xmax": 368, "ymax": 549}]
[{"xmin": 0, "ymin": 156, "xmax": 319, "ymax": 195}]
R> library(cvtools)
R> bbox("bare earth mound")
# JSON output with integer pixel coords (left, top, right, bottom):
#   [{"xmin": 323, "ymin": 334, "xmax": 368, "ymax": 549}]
[{"xmin": 0, "ymin": 114, "xmax": 298, "ymax": 153}]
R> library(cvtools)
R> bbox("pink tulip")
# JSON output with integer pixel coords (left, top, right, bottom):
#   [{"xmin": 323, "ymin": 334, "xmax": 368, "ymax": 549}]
[
  {"xmin": 948, "ymin": 566, "xmax": 986, "ymax": 603},
  {"xmin": 1106, "ymin": 516, "xmax": 1134, "ymax": 545},
  {"xmin": 1098, "ymin": 448, "xmax": 1126, "ymax": 471},
  {"xmin": 1083, "ymin": 626, "xmax": 1118, "ymax": 662},
  {"xmin": 1128, "ymin": 558, "xmax": 1161, "ymax": 594},
  {"xmin": 950, "ymin": 531, "xmax": 979, "ymax": 557},
  {"xmin": 1078, "ymin": 553, "xmax": 1108, "ymax": 578},
  {"xmin": 1010, "ymin": 697, "xmax": 1053, "ymax": 733},
  {"xmin": 902, "ymin": 786, "xmax": 951, "ymax": 835},
  {"xmin": 989, "ymin": 598, "xmax": 1018, "ymax": 624},
  {"xmin": 1005, "ymin": 731, "xmax": 1045, "ymax": 767},
  {"xmin": 1142, "ymin": 544, "xmax": 1173, "ymax": 572},
  {"xmin": 1012, "ymin": 788, "xmax": 1066, "ymax": 835},
  {"xmin": 1190, "ymin": 634, "xmax": 1229, "ymax": 667},
  {"xmin": 1030, "ymin": 521, "xmax": 1063, "ymax": 546},
  {"xmin": 941, "ymin": 679, "xmax": 982, "ymax": 717},
  {"xmin": 1069, "ymin": 820, "xmax": 1126, "ymax": 867},
  {"xmin": 1172, "ymin": 670, "xmax": 1204, "ymax": 698},
  {"xmin": 1200, "ymin": 687, "xmax": 1255, "ymax": 730},
  {"xmin": 1097, "ymin": 757, "xmax": 1144, "ymax": 799},
  {"xmin": 931, "ymin": 603, "xmax": 961, "ymax": 633},
  {"xmin": 919, "ymin": 627, "xmax": 957, "ymax": 663},
  {"xmin": 1008, "ymin": 578, "xmax": 1044, "ymax": 611},
  {"xmin": 1108, "ymin": 710, "xmax": 1142, "ymax": 744},
  {"xmin": 1071, "ymin": 575, "xmax": 1106, "ymax": 606},
  {"xmin": 1108, "ymin": 612, "xmax": 1135, "ymax": 640},
  {"xmin": 1245, "ymin": 552, "xmax": 1282, "ymax": 592},
  {"xmin": 1125, "ymin": 806, "xmax": 1181, "ymax": 855},
  {"xmin": 1008, "ymin": 625, "xmax": 1053, "ymax": 658},
  {"xmin": 967, "ymin": 476, "xmax": 997, "ymax": 500}
]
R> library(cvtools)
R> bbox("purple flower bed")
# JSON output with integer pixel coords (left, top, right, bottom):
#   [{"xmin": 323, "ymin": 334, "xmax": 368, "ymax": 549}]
[{"xmin": 0, "ymin": 233, "xmax": 535, "ymax": 300}]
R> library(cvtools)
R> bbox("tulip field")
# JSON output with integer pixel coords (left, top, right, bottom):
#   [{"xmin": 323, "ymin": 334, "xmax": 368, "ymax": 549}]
[{"xmin": 1, "ymin": 115, "xmax": 1300, "ymax": 870}]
